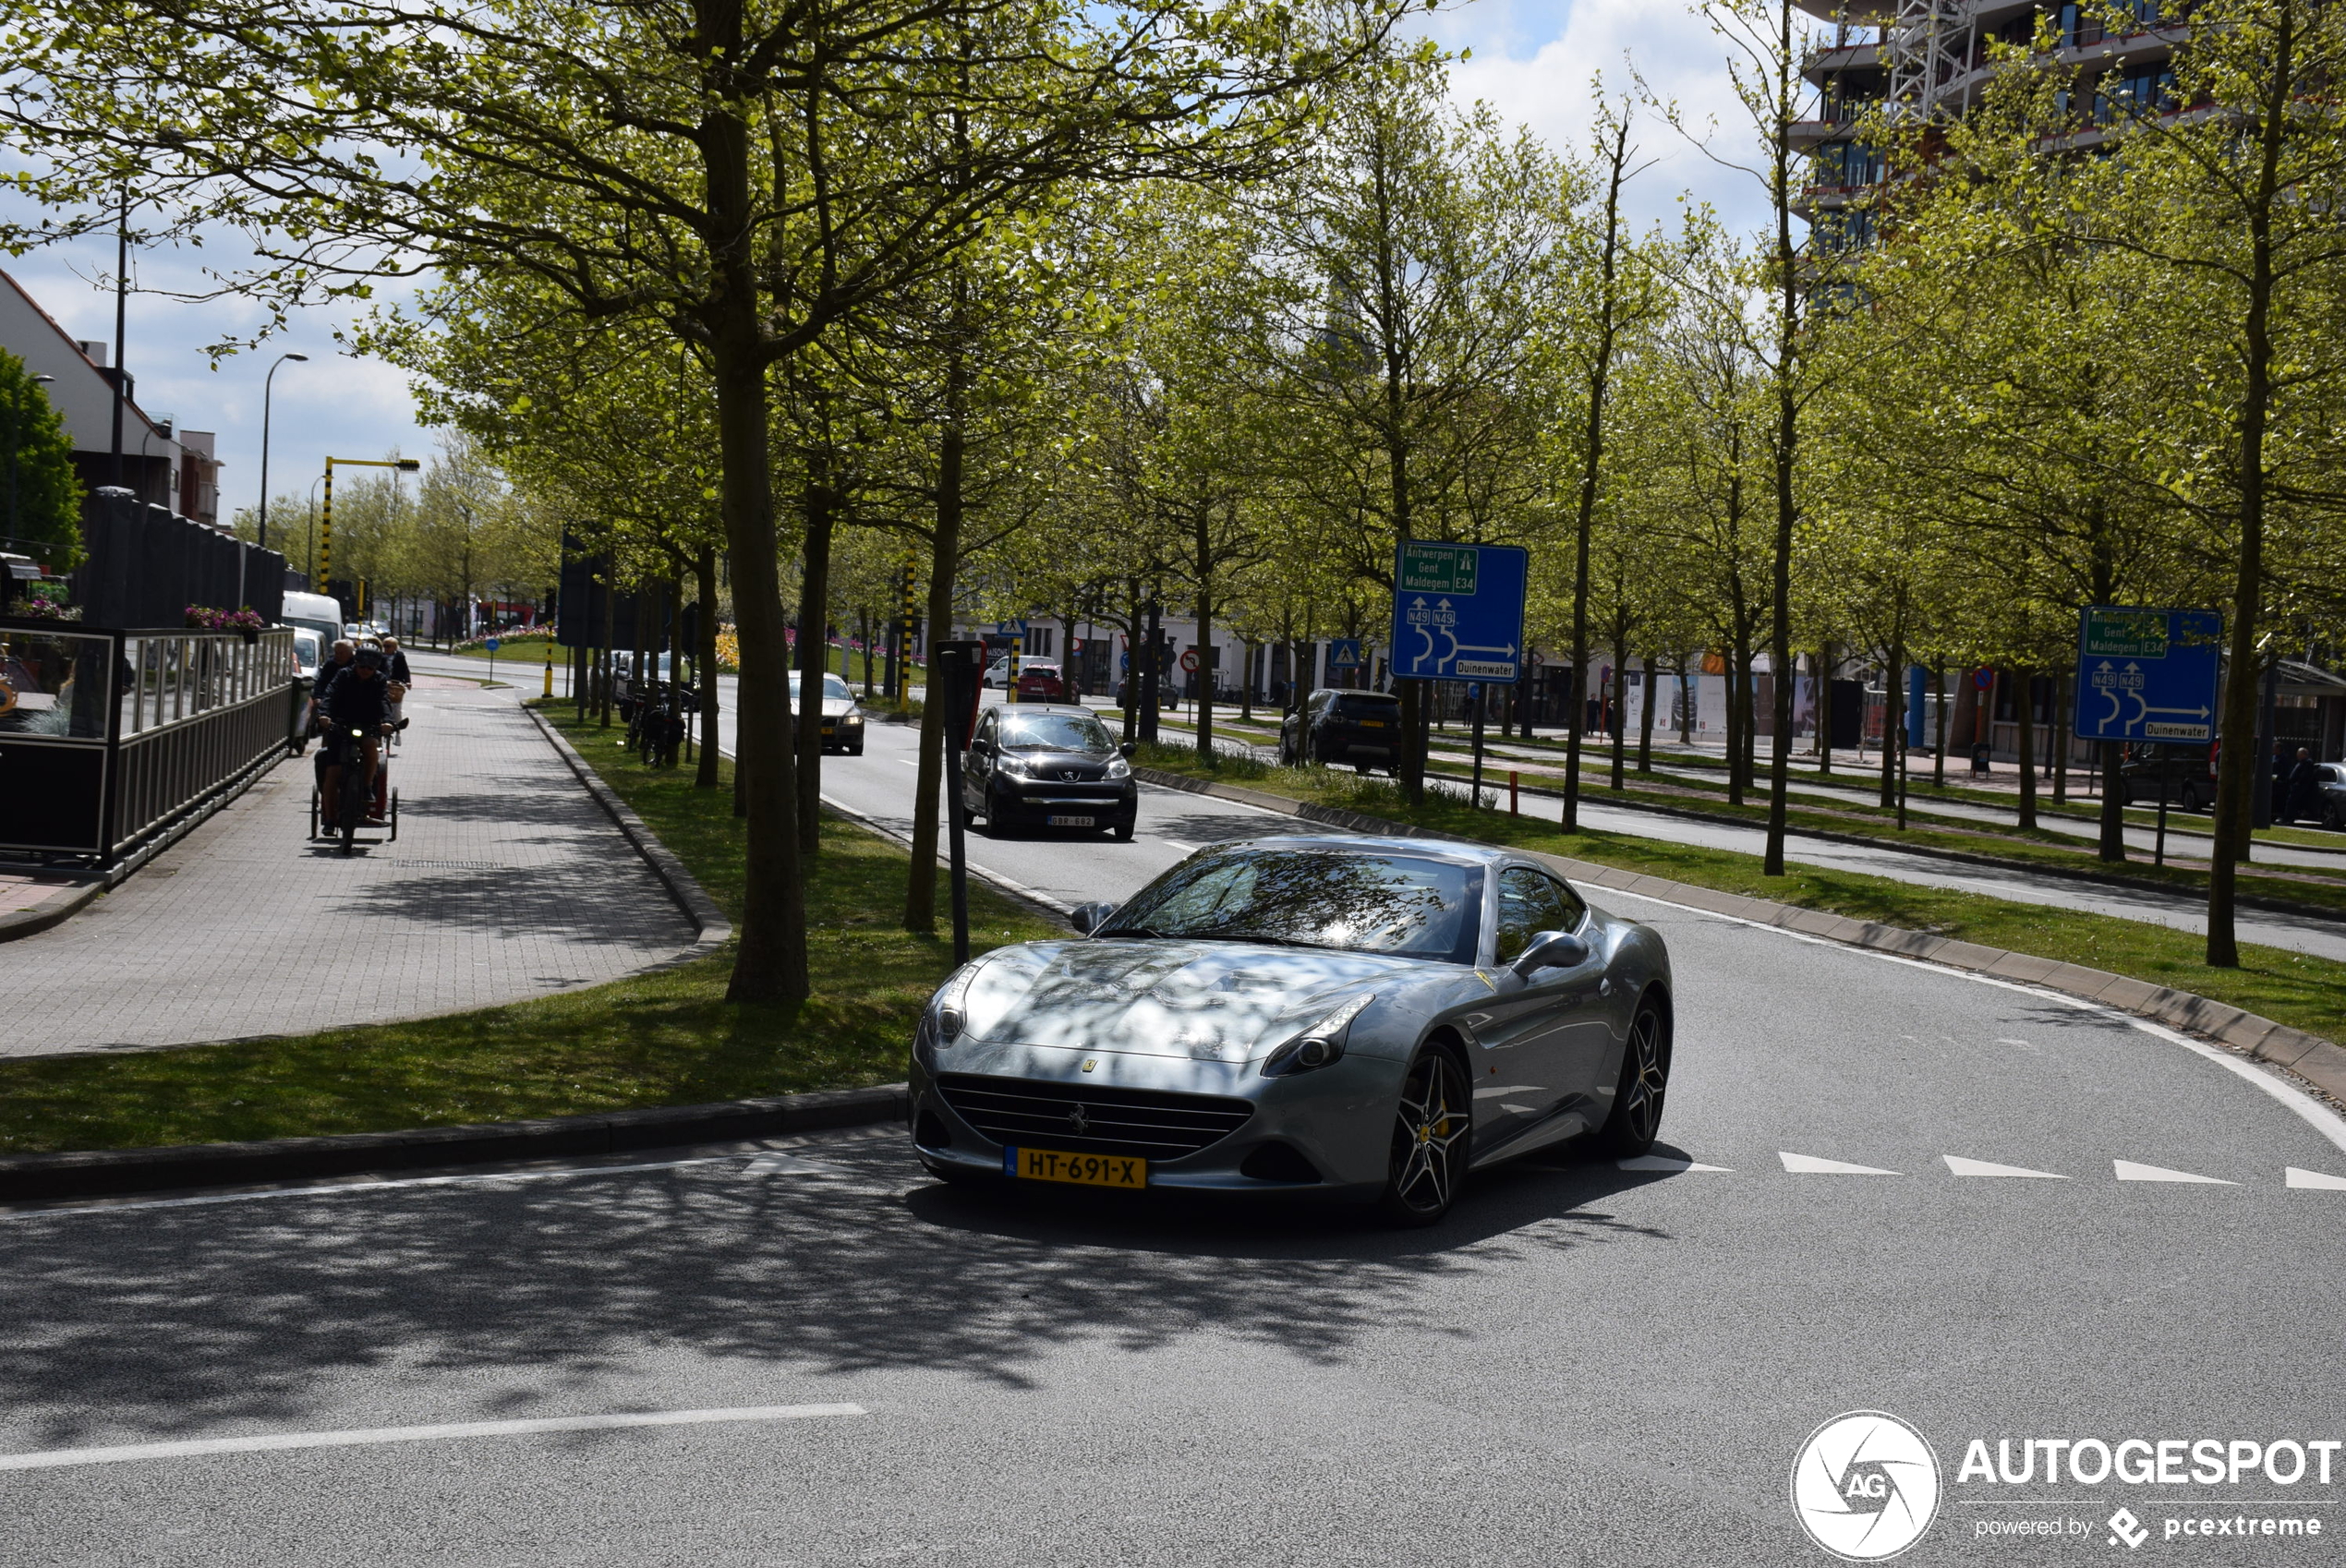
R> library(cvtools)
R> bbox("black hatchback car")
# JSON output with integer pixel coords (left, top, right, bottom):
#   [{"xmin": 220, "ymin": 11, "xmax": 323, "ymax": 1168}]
[
  {"xmin": 961, "ymin": 704, "xmax": 1139, "ymax": 839},
  {"xmin": 1282, "ymin": 687, "xmax": 1403, "ymax": 773}
]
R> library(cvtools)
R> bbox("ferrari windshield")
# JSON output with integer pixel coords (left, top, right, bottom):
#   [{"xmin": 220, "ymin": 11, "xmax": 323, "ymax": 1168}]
[
  {"xmin": 1105, "ymin": 847, "xmax": 1483, "ymax": 964},
  {"xmin": 1002, "ymin": 712, "xmax": 1115, "ymax": 753}
]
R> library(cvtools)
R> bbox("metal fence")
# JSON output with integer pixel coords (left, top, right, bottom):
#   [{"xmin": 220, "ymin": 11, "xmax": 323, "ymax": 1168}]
[{"xmin": 0, "ymin": 619, "xmax": 299, "ymax": 862}]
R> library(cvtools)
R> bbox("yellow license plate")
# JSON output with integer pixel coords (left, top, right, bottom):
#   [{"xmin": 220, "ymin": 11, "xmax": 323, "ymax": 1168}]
[
  {"xmin": 1005, "ymin": 1147, "xmax": 1147, "ymax": 1188},
  {"xmin": 1358, "ymin": 719, "xmax": 1386, "ymax": 728}
]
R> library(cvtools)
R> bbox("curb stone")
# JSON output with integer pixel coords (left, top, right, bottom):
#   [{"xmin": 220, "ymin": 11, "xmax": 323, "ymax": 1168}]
[
  {"xmin": 528, "ymin": 706, "xmax": 732, "ymax": 951},
  {"xmin": 1134, "ymin": 766, "xmax": 2346, "ymax": 1106},
  {"xmin": 0, "ymin": 1084, "xmax": 909, "ymax": 1204}
]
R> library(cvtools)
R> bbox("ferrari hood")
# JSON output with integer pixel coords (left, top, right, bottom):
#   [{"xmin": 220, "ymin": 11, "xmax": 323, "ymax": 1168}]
[{"xmin": 958, "ymin": 939, "xmax": 1419, "ymax": 1063}]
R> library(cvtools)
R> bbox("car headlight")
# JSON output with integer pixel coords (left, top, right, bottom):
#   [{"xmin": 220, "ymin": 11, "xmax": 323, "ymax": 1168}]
[
  {"xmin": 1261, "ymin": 993, "xmax": 1375, "ymax": 1077},
  {"xmin": 1106, "ymin": 756, "xmax": 1131, "ymax": 779},
  {"xmin": 843, "ymin": 711, "xmax": 864, "ymax": 727},
  {"xmin": 998, "ymin": 754, "xmax": 1034, "ymax": 778},
  {"xmin": 928, "ymin": 963, "xmax": 979, "ymax": 1044}
]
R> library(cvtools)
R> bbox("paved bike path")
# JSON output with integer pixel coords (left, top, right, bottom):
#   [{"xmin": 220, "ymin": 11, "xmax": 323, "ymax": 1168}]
[{"xmin": 1, "ymin": 675, "xmax": 696, "ymax": 1058}]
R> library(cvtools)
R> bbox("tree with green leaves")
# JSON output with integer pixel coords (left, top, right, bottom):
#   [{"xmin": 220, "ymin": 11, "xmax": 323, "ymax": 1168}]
[
  {"xmin": 3, "ymin": 0, "xmax": 1400, "ymax": 1005},
  {"xmin": 0, "ymin": 350, "xmax": 80, "ymax": 578}
]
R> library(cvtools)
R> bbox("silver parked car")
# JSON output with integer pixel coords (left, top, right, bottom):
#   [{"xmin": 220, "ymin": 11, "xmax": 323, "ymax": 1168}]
[{"xmin": 907, "ymin": 837, "xmax": 1675, "ymax": 1225}]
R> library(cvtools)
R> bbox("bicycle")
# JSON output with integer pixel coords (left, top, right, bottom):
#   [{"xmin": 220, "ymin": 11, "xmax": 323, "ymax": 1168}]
[{"xmin": 309, "ymin": 724, "xmax": 401, "ymax": 854}]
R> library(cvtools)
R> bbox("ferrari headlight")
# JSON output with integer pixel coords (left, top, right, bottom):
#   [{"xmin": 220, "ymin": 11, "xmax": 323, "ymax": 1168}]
[
  {"xmin": 929, "ymin": 963, "xmax": 978, "ymax": 1043},
  {"xmin": 1106, "ymin": 756, "xmax": 1131, "ymax": 779},
  {"xmin": 1261, "ymin": 994, "xmax": 1375, "ymax": 1078}
]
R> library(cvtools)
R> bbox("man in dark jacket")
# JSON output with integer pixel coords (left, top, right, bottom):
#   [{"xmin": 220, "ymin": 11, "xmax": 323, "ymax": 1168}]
[
  {"xmin": 2283, "ymin": 747, "xmax": 2324, "ymax": 825},
  {"xmin": 319, "ymin": 647, "xmax": 395, "ymax": 829}
]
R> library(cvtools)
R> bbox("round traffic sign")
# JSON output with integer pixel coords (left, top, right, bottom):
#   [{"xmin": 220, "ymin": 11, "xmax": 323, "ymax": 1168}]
[
  {"xmin": 1973, "ymin": 667, "xmax": 1994, "ymax": 691},
  {"xmin": 485, "ymin": 636, "xmax": 501, "ymax": 652},
  {"xmin": 1119, "ymin": 652, "xmax": 1131, "ymax": 671},
  {"xmin": 1179, "ymin": 649, "xmax": 1200, "ymax": 673}
]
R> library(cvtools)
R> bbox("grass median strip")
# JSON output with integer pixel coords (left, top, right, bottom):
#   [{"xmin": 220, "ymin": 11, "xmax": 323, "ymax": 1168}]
[
  {"xmin": 1135, "ymin": 746, "xmax": 2346, "ymax": 1046},
  {"xmin": 0, "ymin": 706, "xmax": 1054, "ymax": 1157}
]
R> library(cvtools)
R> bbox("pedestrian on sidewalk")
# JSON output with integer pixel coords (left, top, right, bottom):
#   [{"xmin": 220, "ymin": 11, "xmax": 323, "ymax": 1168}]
[{"xmin": 2284, "ymin": 746, "xmax": 2322, "ymax": 825}]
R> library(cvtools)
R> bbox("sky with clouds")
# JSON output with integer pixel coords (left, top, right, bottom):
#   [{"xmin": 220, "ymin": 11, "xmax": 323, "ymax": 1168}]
[{"xmin": 3, "ymin": 0, "xmax": 1770, "ymax": 530}]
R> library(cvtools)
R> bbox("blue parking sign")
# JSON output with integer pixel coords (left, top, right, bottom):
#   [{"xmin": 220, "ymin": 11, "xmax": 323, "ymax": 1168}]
[{"xmin": 2074, "ymin": 607, "xmax": 2222, "ymax": 743}]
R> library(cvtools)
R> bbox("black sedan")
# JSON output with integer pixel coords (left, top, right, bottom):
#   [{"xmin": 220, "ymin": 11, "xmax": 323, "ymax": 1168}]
[
  {"xmin": 961, "ymin": 704, "xmax": 1138, "ymax": 839},
  {"xmin": 1281, "ymin": 687, "xmax": 1403, "ymax": 773}
]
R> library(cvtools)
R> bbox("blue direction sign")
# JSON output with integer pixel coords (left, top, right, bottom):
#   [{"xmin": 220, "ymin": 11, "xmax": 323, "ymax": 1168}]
[
  {"xmin": 1388, "ymin": 541, "xmax": 1528, "ymax": 683},
  {"xmin": 1326, "ymin": 638, "xmax": 1364, "ymax": 669},
  {"xmin": 2074, "ymin": 607, "xmax": 2222, "ymax": 743}
]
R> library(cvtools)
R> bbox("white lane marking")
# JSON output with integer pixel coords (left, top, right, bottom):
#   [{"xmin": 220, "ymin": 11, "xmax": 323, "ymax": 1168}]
[
  {"xmin": 1590, "ymin": 886, "xmax": 2346, "ymax": 1157},
  {"xmin": 2113, "ymin": 1160, "xmax": 2236, "ymax": 1185},
  {"xmin": 1943, "ymin": 1155, "xmax": 2067, "ymax": 1179},
  {"xmin": 0, "ymin": 1405, "xmax": 867, "ymax": 1473},
  {"xmin": 1160, "ymin": 839, "xmax": 1197, "ymax": 852},
  {"xmin": 897, "ymin": 758, "xmax": 919, "ymax": 768},
  {"xmin": 741, "ymin": 1154, "xmax": 845, "ymax": 1176},
  {"xmin": 1780, "ymin": 1152, "xmax": 1901, "ymax": 1176},
  {"xmin": 1617, "ymin": 1155, "xmax": 1733, "ymax": 1173},
  {"xmin": 2286, "ymin": 1166, "xmax": 2346, "ymax": 1189},
  {"xmin": 2, "ymin": 1155, "xmax": 749, "ymax": 1219}
]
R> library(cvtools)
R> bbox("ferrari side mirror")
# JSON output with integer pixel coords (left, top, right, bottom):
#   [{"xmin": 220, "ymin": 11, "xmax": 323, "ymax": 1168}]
[{"xmin": 1513, "ymin": 929, "xmax": 1590, "ymax": 976}]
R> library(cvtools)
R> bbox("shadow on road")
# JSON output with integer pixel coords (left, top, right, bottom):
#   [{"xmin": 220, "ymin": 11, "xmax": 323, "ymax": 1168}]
[{"xmin": 0, "ymin": 1139, "xmax": 1678, "ymax": 1446}]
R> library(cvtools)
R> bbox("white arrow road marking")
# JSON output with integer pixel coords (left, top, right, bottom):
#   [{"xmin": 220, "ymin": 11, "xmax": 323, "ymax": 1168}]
[
  {"xmin": 1942, "ymin": 1155, "xmax": 2067, "ymax": 1178},
  {"xmin": 2113, "ymin": 1160, "xmax": 2236, "ymax": 1185},
  {"xmin": 2285, "ymin": 1166, "xmax": 2346, "ymax": 1189},
  {"xmin": 1779, "ymin": 1152, "xmax": 1902, "ymax": 1175},
  {"xmin": 1617, "ymin": 1155, "xmax": 1733, "ymax": 1173},
  {"xmin": 0, "ymin": 1405, "xmax": 868, "ymax": 1472}
]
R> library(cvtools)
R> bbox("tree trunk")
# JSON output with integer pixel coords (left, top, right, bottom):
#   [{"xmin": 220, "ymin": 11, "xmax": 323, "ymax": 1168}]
[
  {"xmin": 2013, "ymin": 670, "xmax": 2038, "ymax": 832},
  {"xmin": 1193, "ymin": 506, "xmax": 1215, "ymax": 762},
  {"xmin": 795, "ymin": 474, "xmax": 836, "ymax": 859},
  {"xmin": 695, "ymin": 546, "xmax": 720, "ymax": 789},
  {"xmin": 906, "ymin": 378, "xmax": 966, "ymax": 933},
  {"xmin": 2207, "ymin": 15, "xmax": 2292, "ymax": 966},
  {"xmin": 1639, "ymin": 657, "xmax": 1657, "ymax": 774},
  {"xmin": 707, "ymin": 282, "xmax": 805, "ymax": 1004}
]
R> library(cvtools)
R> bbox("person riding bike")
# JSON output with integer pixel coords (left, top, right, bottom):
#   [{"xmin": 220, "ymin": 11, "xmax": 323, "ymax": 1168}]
[{"xmin": 319, "ymin": 646, "xmax": 397, "ymax": 830}]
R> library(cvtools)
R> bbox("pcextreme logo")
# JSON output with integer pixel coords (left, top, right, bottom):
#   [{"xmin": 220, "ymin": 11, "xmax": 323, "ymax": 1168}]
[{"xmin": 1792, "ymin": 1411, "xmax": 1944, "ymax": 1562}]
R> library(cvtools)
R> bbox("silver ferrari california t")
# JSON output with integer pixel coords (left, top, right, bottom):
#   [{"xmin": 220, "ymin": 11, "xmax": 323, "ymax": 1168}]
[{"xmin": 907, "ymin": 836, "xmax": 1675, "ymax": 1224}]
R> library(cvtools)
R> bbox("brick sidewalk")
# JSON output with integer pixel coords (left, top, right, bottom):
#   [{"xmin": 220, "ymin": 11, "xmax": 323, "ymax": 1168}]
[{"xmin": 1, "ymin": 677, "xmax": 697, "ymax": 1057}]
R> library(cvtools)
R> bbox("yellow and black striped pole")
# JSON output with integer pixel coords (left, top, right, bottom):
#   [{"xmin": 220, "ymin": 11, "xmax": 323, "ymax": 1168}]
[
  {"xmin": 320, "ymin": 456, "xmax": 420, "ymax": 599},
  {"xmin": 319, "ymin": 458, "xmax": 335, "ymax": 590},
  {"xmin": 1007, "ymin": 630, "xmax": 1022, "ymax": 705}
]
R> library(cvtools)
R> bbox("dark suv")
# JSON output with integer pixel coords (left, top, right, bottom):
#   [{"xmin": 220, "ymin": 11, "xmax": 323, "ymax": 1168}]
[
  {"xmin": 1281, "ymin": 687, "xmax": 1403, "ymax": 773},
  {"xmin": 961, "ymin": 704, "xmax": 1139, "ymax": 839},
  {"xmin": 2120, "ymin": 749, "xmax": 2217, "ymax": 812}
]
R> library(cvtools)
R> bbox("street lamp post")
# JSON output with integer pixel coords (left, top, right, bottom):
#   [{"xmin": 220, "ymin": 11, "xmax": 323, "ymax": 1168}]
[{"xmin": 256, "ymin": 353, "xmax": 308, "ymax": 553}]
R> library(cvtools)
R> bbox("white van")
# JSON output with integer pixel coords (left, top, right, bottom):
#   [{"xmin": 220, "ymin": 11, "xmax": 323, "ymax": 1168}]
[{"xmin": 280, "ymin": 590, "xmax": 345, "ymax": 653}]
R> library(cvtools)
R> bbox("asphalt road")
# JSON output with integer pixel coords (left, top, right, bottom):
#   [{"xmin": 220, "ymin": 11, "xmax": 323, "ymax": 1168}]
[{"xmin": 6, "ymin": 675, "xmax": 2344, "ymax": 1565}]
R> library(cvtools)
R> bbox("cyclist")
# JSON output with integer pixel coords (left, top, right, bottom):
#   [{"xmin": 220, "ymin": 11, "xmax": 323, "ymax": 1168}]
[{"xmin": 319, "ymin": 646, "xmax": 396, "ymax": 830}]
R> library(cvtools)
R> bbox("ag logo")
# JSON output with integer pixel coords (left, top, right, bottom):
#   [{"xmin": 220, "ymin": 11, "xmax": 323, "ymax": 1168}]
[{"xmin": 1790, "ymin": 1411, "xmax": 1941, "ymax": 1561}]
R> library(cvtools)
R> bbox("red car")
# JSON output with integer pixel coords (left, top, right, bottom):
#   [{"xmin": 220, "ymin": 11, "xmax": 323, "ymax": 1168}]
[{"xmin": 1014, "ymin": 661, "xmax": 1077, "ymax": 702}]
